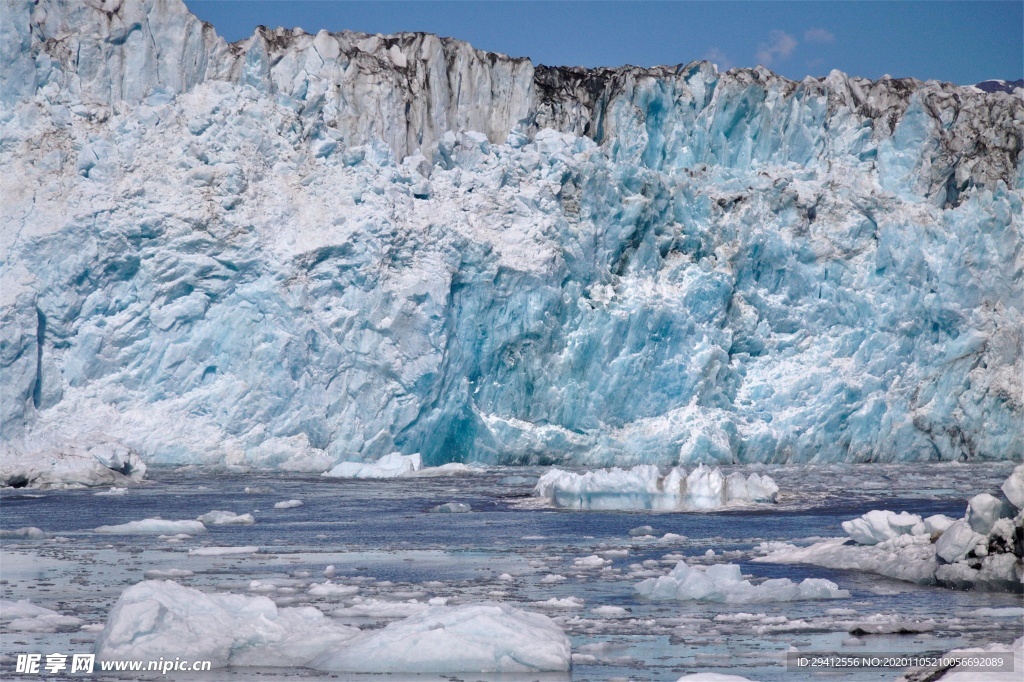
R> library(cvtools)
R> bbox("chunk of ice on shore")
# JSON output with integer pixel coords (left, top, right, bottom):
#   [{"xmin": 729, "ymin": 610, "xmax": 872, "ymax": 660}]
[
  {"xmin": 322, "ymin": 452, "xmax": 422, "ymax": 479},
  {"xmin": 636, "ymin": 560, "xmax": 848, "ymax": 603},
  {"xmin": 94, "ymin": 519, "xmax": 206, "ymax": 534},
  {"xmin": 312, "ymin": 602, "xmax": 571, "ymax": 672},
  {"xmin": 196, "ymin": 510, "xmax": 255, "ymax": 525},
  {"xmin": 274, "ymin": 499, "xmax": 304, "ymax": 509},
  {"xmin": 535, "ymin": 464, "xmax": 777, "ymax": 511},
  {"xmin": 841, "ymin": 510, "xmax": 923, "ymax": 545}
]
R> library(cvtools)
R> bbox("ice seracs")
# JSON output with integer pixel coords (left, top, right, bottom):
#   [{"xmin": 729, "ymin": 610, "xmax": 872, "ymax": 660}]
[
  {"xmin": 535, "ymin": 465, "xmax": 778, "ymax": 510},
  {"xmin": 756, "ymin": 465, "xmax": 1024, "ymax": 591},
  {"xmin": 635, "ymin": 560, "xmax": 849, "ymax": 603},
  {"xmin": 95, "ymin": 580, "xmax": 571, "ymax": 672}
]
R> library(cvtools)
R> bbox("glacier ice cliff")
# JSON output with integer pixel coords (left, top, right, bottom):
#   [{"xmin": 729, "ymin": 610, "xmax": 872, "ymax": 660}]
[{"xmin": 1, "ymin": 0, "xmax": 1022, "ymax": 473}]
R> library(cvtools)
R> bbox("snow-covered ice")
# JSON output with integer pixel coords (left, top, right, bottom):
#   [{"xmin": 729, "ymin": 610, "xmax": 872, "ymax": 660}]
[
  {"xmin": 536, "ymin": 465, "xmax": 778, "ymax": 510},
  {"xmin": 636, "ymin": 560, "xmax": 849, "ymax": 602}
]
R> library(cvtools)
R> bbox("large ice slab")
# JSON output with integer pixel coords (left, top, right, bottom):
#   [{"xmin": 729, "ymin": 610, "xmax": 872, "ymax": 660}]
[
  {"xmin": 636, "ymin": 560, "xmax": 848, "ymax": 603},
  {"xmin": 95, "ymin": 580, "xmax": 571, "ymax": 672},
  {"xmin": 535, "ymin": 465, "xmax": 778, "ymax": 510}
]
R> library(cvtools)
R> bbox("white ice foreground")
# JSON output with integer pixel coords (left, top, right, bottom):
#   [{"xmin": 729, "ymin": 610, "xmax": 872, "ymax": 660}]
[
  {"xmin": 636, "ymin": 560, "xmax": 848, "ymax": 603},
  {"xmin": 895, "ymin": 636, "xmax": 1023, "ymax": 682},
  {"xmin": 95, "ymin": 580, "xmax": 571, "ymax": 673},
  {"xmin": 535, "ymin": 464, "xmax": 778, "ymax": 511},
  {"xmin": 756, "ymin": 465, "xmax": 1024, "ymax": 591},
  {"xmin": 321, "ymin": 452, "xmax": 481, "ymax": 479}
]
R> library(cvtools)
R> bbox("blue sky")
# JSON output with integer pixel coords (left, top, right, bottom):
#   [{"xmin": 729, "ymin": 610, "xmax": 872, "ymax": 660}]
[{"xmin": 184, "ymin": 1, "xmax": 1023, "ymax": 84}]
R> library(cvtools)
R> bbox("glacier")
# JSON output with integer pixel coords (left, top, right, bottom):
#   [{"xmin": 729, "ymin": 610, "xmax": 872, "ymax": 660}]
[{"xmin": 1, "ymin": 0, "xmax": 1022, "ymax": 475}]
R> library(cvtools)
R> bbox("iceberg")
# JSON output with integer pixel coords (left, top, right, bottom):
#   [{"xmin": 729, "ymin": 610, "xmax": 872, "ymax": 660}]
[
  {"xmin": 95, "ymin": 580, "xmax": 571, "ymax": 673},
  {"xmin": 535, "ymin": 464, "xmax": 778, "ymax": 510},
  {"xmin": 636, "ymin": 560, "xmax": 848, "ymax": 603},
  {"xmin": 322, "ymin": 453, "xmax": 422, "ymax": 479},
  {"xmin": 0, "ymin": 0, "xmax": 1021, "ymax": 471},
  {"xmin": 0, "ymin": 599, "xmax": 82, "ymax": 633},
  {"xmin": 273, "ymin": 499, "xmax": 304, "ymax": 509}
]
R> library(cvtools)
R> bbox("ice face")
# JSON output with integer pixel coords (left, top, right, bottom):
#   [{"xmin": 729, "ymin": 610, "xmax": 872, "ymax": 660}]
[
  {"xmin": 535, "ymin": 464, "xmax": 778, "ymax": 510},
  {"xmin": 2, "ymin": 0, "xmax": 1022, "ymax": 472}
]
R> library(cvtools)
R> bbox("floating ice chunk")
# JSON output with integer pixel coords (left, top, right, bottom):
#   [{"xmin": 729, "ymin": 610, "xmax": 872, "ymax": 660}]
[
  {"xmin": 1, "ymin": 599, "xmax": 82, "ymax": 632},
  {"xmin": 274, "ymin": 499, "xmax": 304, "ymax": 509},
  {"xmin": 530, "ymin": 597, "xmax": 585, "ymax": 610},
  {"xmin": 143, "ymin": 569, "xmax": 194, "ymax": 579},
  {"xmin": 307, "ymin": 581, "xmax": 360, "ymax": 599},
  {"xmin": 0, "ymin": 526, "xmax": 46, "ymax": 539},
  {"xmin": 94, "ymin": 487, "xmax": 128, "ymax": 496},
  {"xmin": 498, "ymin": 573, "xmax": 514, "ymax": 581},
  {"xmin": 841, "ymin": 510, "xmax": 922, "ymax": 545},
  {"xmin": 188, "ymin": 546, "xmax": 259, "ymax": 556},
  {"xmin": 636, "ymin": 560, "xmax": 848, "ymax": 603},
  {"xmin": 322, "ymin": 452, "xmax": 422, "ymax": 479},
  {"xmin": 429, "ymin": 502, "xmax": 471, "ymax": 513},
  {"xmin": 535, "ymin": 464, "xmax": 778, "ymax": 511},
  {"xmin": 676, "ymin": 675, "xmax": 759, "ymax": 682},
  {"xmin": 197, "ymin": 510, "xmax": 255, "ymax": 525},
  {"xmin": 409, "ymin": 462, "xmax": 484, "ymax": 477},
  {"xmin": 95, "ymin": 580, "xmax": 360, "ymax": 668},
  {"xmin": 591, "ymin": 605, "xmax": 628, "ymax": 617},
  {"xmin": 314, "ymin": 603, "xmax": 571, "ymax": 673},
  {"xmin": 966, "ymin": 493, "xmax": 1011, "ymax": 534},
  {"xmin": 1002, "ymin": 465, "xmax": 1024, "ymax": 509},
  {"xmin": 574, "ymin": 555, "xmax": 610, "ymax": 568},
  {"xmin": 969, "ymin": 607, "xmax": 1024, "ymax": 618},
  {"xmin": 94, "ymin": 519, "xmax": 206, "ymax": 534},
  {"xmin": 540, "ymin": 574, "xmax": 566, "ymax": 584},
  {"xmin": 934, "ymin": 520, "xmax": 986, "ymax": 563},
  {"xmin": 323, "ymin": 565, "xmax": 336, "ymax": 578},
  {"xmin": 629, "ymin": 525, "xmax": 656, "ymax": 537}
]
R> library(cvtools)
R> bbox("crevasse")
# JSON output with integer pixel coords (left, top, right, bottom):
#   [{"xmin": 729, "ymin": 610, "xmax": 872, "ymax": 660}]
[{"xmin": 1, "ymin": 0, "xmax": 1021, "ymax": 473}]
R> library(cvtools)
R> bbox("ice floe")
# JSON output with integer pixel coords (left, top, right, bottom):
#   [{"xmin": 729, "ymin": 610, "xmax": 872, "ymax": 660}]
[
  {"xmin": 636, "ymin": 560, "xmax": 849, "ymax": 603},
  {"xmin": 274, "ymin": 499, "xmax": 304, "ymax": 509},
  {"xmin": 429, "ymin": 502, "xmax": 471, "ymax": 513},
  {"xmin": 1, "ymin": 599, "xmax": 82, "ymax": 632},
  {"xmin": 535, "ymin": 464, "xmax": 778, "ymax": 510},
  {"xmin": 94, "ymin": 519, "xmax": 206, "ymax": 534},
  {"xmin": 196, "ymin": 510, "xmax": 255, "ymax": 525}
]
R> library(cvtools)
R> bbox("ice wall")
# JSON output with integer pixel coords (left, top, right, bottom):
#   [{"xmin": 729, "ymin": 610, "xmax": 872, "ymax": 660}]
[{"xmin": 1, "ymin": 0, "xmax": 1021, "ymax": 471}]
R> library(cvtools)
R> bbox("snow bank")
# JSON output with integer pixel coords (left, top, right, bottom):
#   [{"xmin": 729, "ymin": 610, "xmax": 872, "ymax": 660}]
[
  {"xmin": 95, "ymin": 581, "xmax": 571, "ymax": 672},
  {"xmin": 636, "ymin": 560, "xmax": 848, "ymax": 603},
  {"xmin": 535, "ymin": 464, "xmax": 778, "ymax": 511},
  {"xmin": 196, "ymin": 510, "xmax": 255, "ymax": 525},
  {"xmin": 94, "ymin": 519, "xmax": 206, "ymax": 534},
  {"xmin": 756, "ymin": 467, "xmax": 1024, "ymax": 591}
]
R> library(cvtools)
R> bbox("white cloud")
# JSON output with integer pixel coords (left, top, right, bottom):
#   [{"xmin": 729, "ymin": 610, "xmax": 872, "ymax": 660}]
[
  {"xmin": 755, "ymin": 30, "xmax": 797, "ymax": 66},
  {"xmin": 703, "ymin": 47, "xmax": 733, "ymax": 71},
  {"xmin": 804, "ymin": 27, "xmax": 836, "ymax": 44}
]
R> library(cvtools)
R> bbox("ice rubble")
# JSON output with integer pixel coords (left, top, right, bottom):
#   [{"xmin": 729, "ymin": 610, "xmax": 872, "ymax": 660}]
[
  {"xmin": 536, "ymin": 464, "xmax": 778, "ymax": 510},
  {"xmin": 1, "ymin": 0, "xmax": 1021, "ymax": 473},
  {"xmin": 322, "ymin": 452, "xmax": 422, "ymax": 478},
  {"xmin": 95, "ymin": 580, "xmax": 571, "ymax": 672},
  {"xmin": 756, "ymin": 464, "xmax": 1024, "ymax": 591},
  {"xmin": 636, "ymin": 560, "xmax": 848, "ymax": 603}
]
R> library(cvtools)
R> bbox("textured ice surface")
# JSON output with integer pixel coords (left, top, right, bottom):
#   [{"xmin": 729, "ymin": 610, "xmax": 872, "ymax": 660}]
[
  {"xmin": 2, "ymin": 0, "xmax": 1021, "ymax": 474},
  {"xmin": 536, "ymin": 464, "xmax": 778, "ymax": 510},
  {"xmin": 756, "ymin": 467, "xmax": 1024, "ymax": 591},
  {"xmin": 95, "ymin": 580, "xmax": 570, "ymax": 672},
  {"xmin": 635, "ymin": 560, "xmax": 848, "ymax": 602}
]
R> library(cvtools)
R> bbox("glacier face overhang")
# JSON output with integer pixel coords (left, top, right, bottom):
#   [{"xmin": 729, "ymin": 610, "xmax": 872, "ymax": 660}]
[{"xmin": 1, "ymin": 0, "xmax": 1021, "ymax": 469}]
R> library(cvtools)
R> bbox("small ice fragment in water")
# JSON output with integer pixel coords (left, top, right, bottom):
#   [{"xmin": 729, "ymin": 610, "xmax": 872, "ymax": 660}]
[
  {"xmin": 196, "ymin": 510, "xmax": 255, "ymax": 525},
  {"xmin": 274, "ymin": 499, "xmax": 304, "ymax": 509},
  {"xmin": 429, "ymin": 502, "xmax": 471, "ymax": 513}
]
